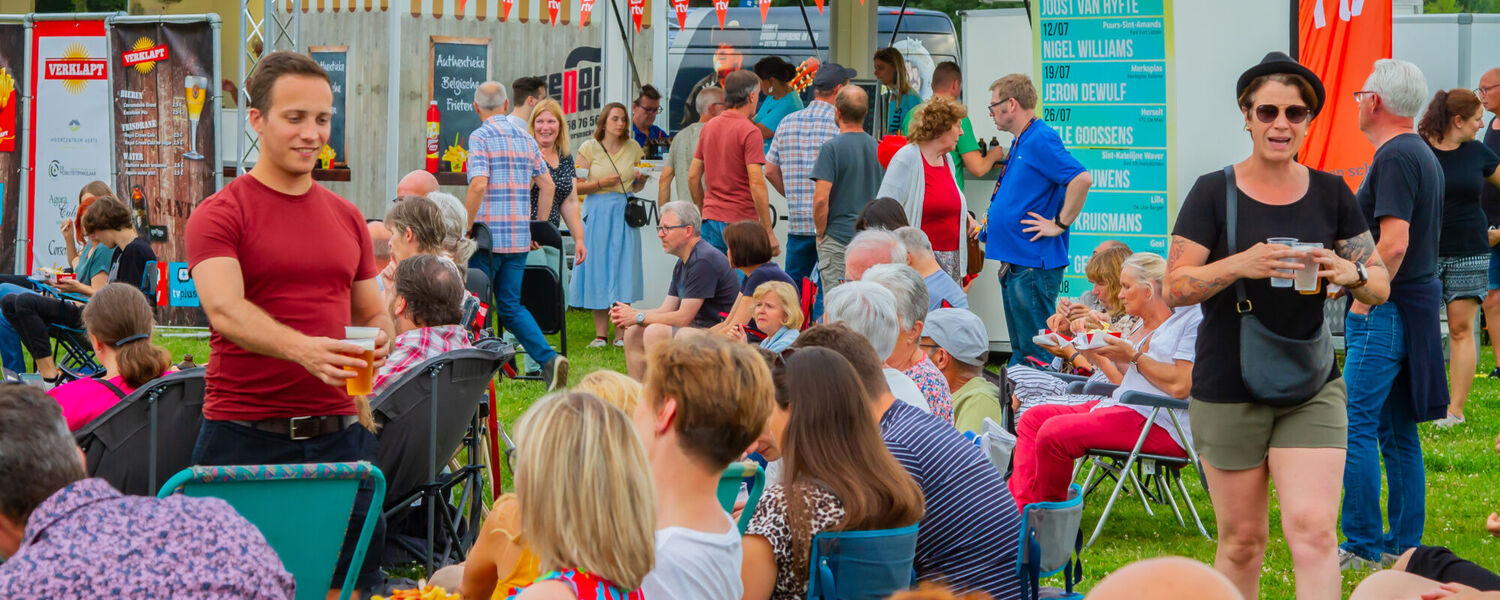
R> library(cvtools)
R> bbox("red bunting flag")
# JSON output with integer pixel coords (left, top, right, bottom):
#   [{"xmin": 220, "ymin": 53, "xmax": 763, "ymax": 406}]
[
  {"xmin": 579, "ymin": 0, "xmax": 595, "ymax": 27},
  {"xmin": 759, "ymin": 0, "xmax": 770, "ymax": 22},
  {"xmin": 714, "ymin": 0, "xmax": 727, "ymax": 28},
  {"xmin": 500, "ymin": 0, "xmax": 512, "ymax": 20},
  {"xmin": 629, "ymin": 0, "xmax": 645, "ymax": 32},
  {"xmin": 547, "ymin": 0, "xmax": 560, "ymax": 26},
  {"xmin": 814, "ymin": 0, "xmax": 822, "ymax": 13},
  {"xmin": 672, "ymin": 0, "xmax": 688, "ymax": 28}
]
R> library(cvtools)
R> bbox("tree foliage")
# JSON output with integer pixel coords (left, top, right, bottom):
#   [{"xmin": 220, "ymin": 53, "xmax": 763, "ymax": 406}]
[{"xmin": 1424, "ymin": 0, "xmax": 1500, "ymax": 12}]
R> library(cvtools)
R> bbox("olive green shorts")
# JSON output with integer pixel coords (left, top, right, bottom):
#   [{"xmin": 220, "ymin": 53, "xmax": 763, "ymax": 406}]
[{"xmin": 1188, "ymin": 378, "xmax": 1348, "ymax": 471}]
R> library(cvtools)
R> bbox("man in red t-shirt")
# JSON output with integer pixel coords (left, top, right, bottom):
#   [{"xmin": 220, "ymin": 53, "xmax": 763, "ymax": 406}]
[
  {"xmin": 688, "ymin": 69, "xmax": 778, "ymax": 257},
  {"xmin": 185, "ymin": 51, "xmax": 394, "ymax": 595}
]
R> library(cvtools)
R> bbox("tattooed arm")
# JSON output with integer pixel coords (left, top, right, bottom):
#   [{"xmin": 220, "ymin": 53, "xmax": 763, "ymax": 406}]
[{"xmin": 1332, "ymin": 231, "xmax": 1390, "ymax": 307}]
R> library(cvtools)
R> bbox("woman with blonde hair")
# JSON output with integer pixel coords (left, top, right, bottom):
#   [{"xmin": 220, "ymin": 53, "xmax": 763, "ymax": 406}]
[
  {"xmin": 874, "ymin": 47, "xmax": 922, "ymax": 136},
  {"xmin": 572, "ymin": 370, "xmax": 643, "ymax": 415},
  {"xmin": 725, "ymin": 281, "xmax": 804, "ymax": 352},
  {"xmin": 528, "ymin": 98, "xmax": 588, "ymax": 274},
  {"xmin": 570, "ymin": 102, "xmax": 646, "ymax": 349},
  {"xmin": 508, "ymin": 391, "xmax": 655, "ymax": 599},
  {"xmin": 877, "ymin": 96, "xmax": 979, "ymax": 282}
]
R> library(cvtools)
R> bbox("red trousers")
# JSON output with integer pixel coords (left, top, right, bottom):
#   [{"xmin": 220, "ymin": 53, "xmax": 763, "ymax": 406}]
[{"xmin": 1008, "ymin": 401, "xmax": 1186, "ymax": 509}]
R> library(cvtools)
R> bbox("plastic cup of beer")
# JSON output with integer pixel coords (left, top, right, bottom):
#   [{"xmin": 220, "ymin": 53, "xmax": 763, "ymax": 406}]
[
  {"xmin": 342, "ymin": 337, "xmax": 376, "ymax": 396},
  {"xmin": 1293, "ymin": 242, "xmax": 1323, "ymax": 294},
  {"xmin": 1266, "ymin": 237, "xmax": 1298, "ymax": 287},
  {"xmin": 346, "ymin": 326, "xmax": 380, "ymax": 340}
]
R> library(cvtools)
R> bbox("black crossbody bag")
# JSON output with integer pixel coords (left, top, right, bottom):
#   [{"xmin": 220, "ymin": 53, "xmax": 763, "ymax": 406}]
[{"xmin": 1224, "ymin": 165, "xmax": 1333, "ymax": 405}]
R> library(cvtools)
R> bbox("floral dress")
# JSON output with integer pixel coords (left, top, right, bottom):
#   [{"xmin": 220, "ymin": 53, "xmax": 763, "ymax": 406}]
[{"xmin": 505, "ymin": 569, "xmax": 643, "ymax": 600}]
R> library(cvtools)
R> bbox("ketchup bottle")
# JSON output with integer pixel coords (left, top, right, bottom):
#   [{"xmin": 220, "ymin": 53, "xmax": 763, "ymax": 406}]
[{"xmin": 426, "ymin": 101, "xmax": 441, "ymax": 173}]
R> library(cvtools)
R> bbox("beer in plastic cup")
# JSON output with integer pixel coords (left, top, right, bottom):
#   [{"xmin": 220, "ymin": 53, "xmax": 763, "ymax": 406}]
[
  {"xmin": 1267, "ymin": 237, "xmax": 1298, "ymax": 287},
  {"xmin": 343, "ymin": 337, "xmax": 376, "ymax": 396},
  {"xmin": 1293, "ymin": 242, "xmax": 1323, "ymax": 294},
  {"xmin": 345, "ymin": 326, "xmax": 380, "ymax": 340}
]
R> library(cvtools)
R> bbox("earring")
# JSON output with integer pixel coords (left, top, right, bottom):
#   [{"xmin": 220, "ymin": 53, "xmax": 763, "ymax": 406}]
[{"xmin": 1244, "ymin": 124, "xmax": 1250, "ymax": 131}]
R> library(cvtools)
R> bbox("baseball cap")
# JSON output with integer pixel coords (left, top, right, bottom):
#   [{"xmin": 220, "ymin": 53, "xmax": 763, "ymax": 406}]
[
  {"xmin": 812, "ymin": 62, "xmax": 858, "ymax": 92},
  {"xmin": 924, "ymin": 308, "xmax": 989, "ymax": 367}
]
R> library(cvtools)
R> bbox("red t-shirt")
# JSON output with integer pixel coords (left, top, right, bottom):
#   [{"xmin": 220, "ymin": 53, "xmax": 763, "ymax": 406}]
[
  {"xmin": 186, "ymin": 175, "xmax": 377, "ymax": 421},
  {"xmin": 921, "ymin": 158, "xmax": 963, "ymax": 252},
  {"xmin": 694, "ymin": 111, "xmax": 766, "ymax": 223}
]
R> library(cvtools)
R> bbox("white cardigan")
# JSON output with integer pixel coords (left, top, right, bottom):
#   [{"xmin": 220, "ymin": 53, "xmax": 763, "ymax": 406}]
[{"xmin": 876, "ymin": 143, "xmax": 968, "ymax": 267}]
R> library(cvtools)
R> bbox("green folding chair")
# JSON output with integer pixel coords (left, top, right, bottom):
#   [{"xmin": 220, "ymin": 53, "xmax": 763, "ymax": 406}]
[
  {"xmin": 715, "ymin": 461, "xmax": 765, "ymax": 533},
  {"xmin": 157, "ymin": 461, "xmax": 386, "ymax": 600}
]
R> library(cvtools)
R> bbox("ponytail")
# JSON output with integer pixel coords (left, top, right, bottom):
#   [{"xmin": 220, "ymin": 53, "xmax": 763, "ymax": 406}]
[
  {"xmin": 1419, "ymin": 88, "xmax": 1482, "ymax": 142},
  {"xmin": 115, "ymin": 337, "xmax": 172, "ymax": 388},
  {"xmin": 81, "ymin": 283, "xmax": 171, "ymax": 388}
]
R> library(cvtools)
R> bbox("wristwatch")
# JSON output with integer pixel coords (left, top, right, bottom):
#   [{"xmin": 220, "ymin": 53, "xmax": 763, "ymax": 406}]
[
  {"xmin": 1053, "ymin": 215, "xmax": 1071, "ymax": 231},
  {"xmin": 1346, "ymin": 262, "xmax": 1369, "ymax": 290},
  {"xmin": 634, "ymin": 311, "xmax": 646, "ymax": 325}
]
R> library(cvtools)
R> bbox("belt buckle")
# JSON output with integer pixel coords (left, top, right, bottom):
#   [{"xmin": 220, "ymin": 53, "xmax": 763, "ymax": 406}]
[{"xmin": 288, "ymin": 416, "xmax": 317, "ymax": 440}]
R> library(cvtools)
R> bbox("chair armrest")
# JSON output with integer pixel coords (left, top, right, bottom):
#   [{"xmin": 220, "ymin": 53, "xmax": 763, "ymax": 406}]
[
  {"xmin": 1118, "ymin": 391, "xmax": 1188, "ymax": 410},
  {"xmin": 1050, "ymin": 372, "xmax": 1090, "ymax": 385},
  {"xmin": 1066, "ymin": 380, "xmax": 1118, "ymax": 396}
]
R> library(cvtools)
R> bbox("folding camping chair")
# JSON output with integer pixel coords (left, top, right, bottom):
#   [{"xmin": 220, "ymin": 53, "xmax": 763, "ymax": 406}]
[
  {"xmin": 1064, "ymin": 380, "xmax": 1211, "ymax": 548},
  {"xmin": 25, "ymin": 279, "xmax": 103, "ymax": 376},
  {"xmin": 471, "ymin": 221, "xmax": 567, "ymax": 380},
  {"xmin": 714, "ymin": 461, "xmax": 765, "ymax": 533},
  {"xmin": 370, "ymin": 339, "xmax": 512, "ymax": 573},
  {"xmin": 805, "ymin": 523, "xmax": 921, "ymax": 600},
  {"xmin": 1016, "ymin": 484, "xmax": 1086, "ymax": 600},
  {"xmin": 73, "ymin": 367, "xmax": 206, "ymax": 496}
]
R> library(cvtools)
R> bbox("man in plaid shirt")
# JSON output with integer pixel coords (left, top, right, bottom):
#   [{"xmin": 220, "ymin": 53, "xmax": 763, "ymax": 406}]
[
  {"xmin": 464, "ymin": 80, "xmax": 567, "ymax": 390},
  {"xmin": 765, "ymin": 63, "xmax": 856, "ymax": 318},
  {"xmin": 373, "ymin": 255, "xmax": 474, "ymax": 395}
]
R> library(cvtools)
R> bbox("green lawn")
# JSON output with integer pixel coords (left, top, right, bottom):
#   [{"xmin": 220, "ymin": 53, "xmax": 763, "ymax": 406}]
[{"xmin": 152, "ymin": 311, "xmax": 1500, "ymax": 596}]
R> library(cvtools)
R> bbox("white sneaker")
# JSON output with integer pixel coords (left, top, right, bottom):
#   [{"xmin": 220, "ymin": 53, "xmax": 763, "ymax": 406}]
[
  {"xmin": 614, "ymin": 338, "xmax": 626, "ymax": 348},
  {"xmin": 587, "ymin": 337, "xmax": 608, "ymax": 349},
  {"xmin": 1433, "ymin": 414, "xmax": 1466, "ymax": 428}
]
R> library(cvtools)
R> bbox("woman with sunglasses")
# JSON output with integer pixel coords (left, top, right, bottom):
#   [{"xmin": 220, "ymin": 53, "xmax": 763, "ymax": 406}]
[
  {"xmin": 1164, "ymin": 52, "xmax": 1391, "ymax": 599},
  {"xmin": 1418, "ymin": 88, "xmax": 1500, "ymax": 427}
]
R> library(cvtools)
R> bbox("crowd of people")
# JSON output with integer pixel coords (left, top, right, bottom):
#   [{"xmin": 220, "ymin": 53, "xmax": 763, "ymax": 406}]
[{"xmin": 7, "ymin": 39, "xmax": 1500, "ymax": 600}]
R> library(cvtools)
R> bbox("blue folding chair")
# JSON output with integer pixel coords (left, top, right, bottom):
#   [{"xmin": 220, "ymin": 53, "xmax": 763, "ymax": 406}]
[
  {"xmin": 158, "ymin": 462, "xmax": 386, "ymax": 600},
  {"xmin": 805, "ymin": 523, "xmax": 920, "ymax": 600},
  {"xmin": 26, "ymin": 279, "xmax": 101, "ymax": 376},
  {"xmin": 1016, "ymin": 484, "xmax": 1085, "ymax": 600}
]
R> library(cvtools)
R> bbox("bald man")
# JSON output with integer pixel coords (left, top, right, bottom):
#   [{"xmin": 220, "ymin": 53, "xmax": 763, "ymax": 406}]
[
  {"xmin": 396, "ymin": 170, "xmax": 440, "ymax": 197},
  {"xmin": 1086, "ymin": 557, "xmax": 1243, "ymax": 600}
]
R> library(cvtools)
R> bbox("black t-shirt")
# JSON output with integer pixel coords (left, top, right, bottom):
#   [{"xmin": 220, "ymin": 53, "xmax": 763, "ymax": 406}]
[
  {"xmin": 668, "ymin": 239, "xmax": 740, "ymax": 327},
  {"xmin": 108, "ymin": 236, "xmax": 157, "ymax": 291},
  {"xmin": 1172, "ymin": 168, "xmax": 1368, "ymax": 403},
  {"xmin": 740, "ymin": 262, "xmax": 797, "ymax": 297},
  {"xmin": 1480, "ymin": 118, "xmax": 1500, "ymax": 227},
  {"xmin": 1357, "ymin": 133, "xmax": 1443, "ymax": 283},
  {"xmin": 1432, "ymin": 140, "xmax": 1499, "ymax": 256}
]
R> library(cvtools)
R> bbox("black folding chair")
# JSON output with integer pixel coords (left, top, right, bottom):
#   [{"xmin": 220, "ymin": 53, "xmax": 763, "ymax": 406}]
[
  {"xmin": 370, "ymin": 338, "xmax": 513, "ymax": 573},
  {"xmin": 73, "ymin": 368, "xmax": 206, "ymax": 496},
  {"xmin": 469, "ymin": 221, "xmax": 567, "ymax": 381}
]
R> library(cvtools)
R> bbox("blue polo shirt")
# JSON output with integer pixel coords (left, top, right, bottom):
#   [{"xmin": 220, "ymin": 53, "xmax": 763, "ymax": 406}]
[
  {"xmin": 982, "ymin": 119, "xmax": 1086, "ymax": 269},
  {"xmin": 633, "ymin": 123, "xmax": 668, "ymax": 148}
]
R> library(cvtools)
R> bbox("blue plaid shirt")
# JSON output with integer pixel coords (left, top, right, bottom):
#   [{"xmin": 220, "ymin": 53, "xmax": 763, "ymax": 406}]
[
  {"xmin": 767, "ymin": 100, "xmax": 838, "ymax": 236},
  {"xmin": 468, "ymin": 115, "xmax": 549, "ymax": 254}
]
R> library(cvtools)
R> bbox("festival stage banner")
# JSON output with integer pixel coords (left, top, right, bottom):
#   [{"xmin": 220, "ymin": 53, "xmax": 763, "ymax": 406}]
[
  {"xmin": 1299, "ymin": 0, "xmax": 1391, "ymax": 191},
  {"xmin": 1032, "ymin": 0, "xmax": 1174, "ymax": 292},
  {"xmin": 28, "ymin": 19, "xmax": 113, "ymax": 275},
  {"xmin": 111, "ymin": 20, "xmax": 216, "ymax": 325},
  {"xmin": 0, "ymin": 22, "xmax": 24, "ymax": 274}
]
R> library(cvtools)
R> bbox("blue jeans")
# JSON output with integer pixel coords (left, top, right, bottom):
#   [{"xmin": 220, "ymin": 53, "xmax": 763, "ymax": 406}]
[
  {"xmin": 785, "ymin": 233, "xmax": 823, "ymax": 321},
  {"xmin": 1341, "ymin": 303, "xmax": 1425, "ymax": 560},
  {"xmin": 473, "ymin": 251, "xmax": 557, "ymax": 365},
  {"xmin": 1000, "ymin": 264, "xmax": 1064, "ymax": 366},
  {"xmin": 0, "ymin": 283, "xmax": 34, "ymax": 372},
  {"xmin": 701, "ymin": 219, "xmax": 729, "ymax": 253}
]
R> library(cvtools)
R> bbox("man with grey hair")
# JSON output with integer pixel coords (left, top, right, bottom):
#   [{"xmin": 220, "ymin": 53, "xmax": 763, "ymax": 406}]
[
  {"xmin": 844, "ymin": 228, "xmax": 908, "ymax": 282},
  {"xmin": 814, "ymin": 85, "xmax": 884, "ymax": 293},
  {"xmin": 659, "ymin": 86, "xmax": 725, "ymax": 204},
  {"xmin": 862, "ymin": 263, "xmax": 954, "ymax": 423},
  {"xmin": 824, "ymin": 280, "xmax": 928, "ymax": 413},
  {"xmin": 689, "ymin": 70, "xmax": 777, "ymax": 257},
  {"xmin": 0, "ymin": 386, "xmax": 294, "ymax": 597},
  {"xmin": 922, "ymin": 308, "xmax": 1003, "ymax": 435},
  {"xmin": 610, "ymin": 201, "xmax": 738, "ymax": 378},
  {"xmin": 896, "ymin": 226, "xmax": 968, "ymax": 310},
  {"xmin": 1341, "ymin": 57, "xmax": 1445, "ymax": 571},
  {"xmin": 465, "ymin": 80, "xmax": 567, "ymax": 389}
]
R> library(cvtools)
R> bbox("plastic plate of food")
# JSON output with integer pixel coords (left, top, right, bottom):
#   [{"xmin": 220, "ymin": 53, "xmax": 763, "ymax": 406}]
[
  {"xmin": 1072, "ymin": 330, "xmax": 1123, "ymax": 350},
  {"xmin": 1032, "ymin": 330, "xmax": 1072, "ymax": 348}
]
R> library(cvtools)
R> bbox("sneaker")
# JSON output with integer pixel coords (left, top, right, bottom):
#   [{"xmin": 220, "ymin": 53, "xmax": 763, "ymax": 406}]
[
  {"xmin": 614, "ymin": 338, "xmax": 625, "ymax": 348},
  {"xmin": 587, "ymin": 337, "xmax": 608, "ymax": 349},
  {"xmin": 1339, "ymin": 548, "xmax": 1381, "ymax": 572},
  {"xmin": 1433, "ymin": 414, "xmax": 1466, "ymax": 428},
  {"xmin": 1490, "ymin": 366, "xmax": 1500, "ymax": 378},
  {"xmin": 541, "ymin": 355, "xmax": 569, "ymax": 391}
]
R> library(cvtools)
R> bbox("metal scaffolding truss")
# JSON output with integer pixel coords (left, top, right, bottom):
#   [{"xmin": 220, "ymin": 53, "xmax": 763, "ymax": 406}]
[{"xmin": 235, "ymin": 0, "xmax": 299, "ymax": 174}]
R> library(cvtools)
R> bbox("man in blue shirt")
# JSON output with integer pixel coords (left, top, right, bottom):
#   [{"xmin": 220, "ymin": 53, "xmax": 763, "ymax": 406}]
[
  {"xmin": 981, "ymin": 74, "xmax": 1092, "ymax": 366},
  {"xmin": 632, "ymin": 85, "xmax": 670, "ymax": 152}
]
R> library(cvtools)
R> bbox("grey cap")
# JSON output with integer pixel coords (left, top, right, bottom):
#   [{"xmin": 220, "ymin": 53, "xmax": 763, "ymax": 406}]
[
  {"xmin": 812, "ymin": 62, "xmax": 858, "ymax": 92},
  {"xmin": 924, "ymin": 308, "xmax": 989, "ymax": 367}
]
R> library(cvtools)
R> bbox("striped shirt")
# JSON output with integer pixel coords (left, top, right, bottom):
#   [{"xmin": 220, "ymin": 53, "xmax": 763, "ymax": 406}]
[
  {"xmin": 879, "ymin": 401, "xmax": 1022, "ymax": 598},
  {"xmin": 766, "ymin": 100, "xmax": 839, "ymax": 235},
  {"xmin": 468, "ymin": 115, "xmax": 550, "ymax": 253}
]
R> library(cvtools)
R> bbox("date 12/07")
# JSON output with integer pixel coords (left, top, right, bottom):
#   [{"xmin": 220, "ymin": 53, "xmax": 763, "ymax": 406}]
[{"xmin": 1042, "ymin": 21, "xmax": 1069, "ymax": 36}]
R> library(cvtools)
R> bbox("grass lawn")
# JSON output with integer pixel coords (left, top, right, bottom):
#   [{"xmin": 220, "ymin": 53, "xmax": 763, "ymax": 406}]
[{"xmin": 152, "ymin": 310, "xmax": 1500, "ymax": 596}]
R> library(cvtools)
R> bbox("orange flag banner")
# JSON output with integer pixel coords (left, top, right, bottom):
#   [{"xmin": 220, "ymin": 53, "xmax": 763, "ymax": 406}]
[{"xmin": 1297, "ymin": 0, "xmax": 1392, "ymax": 191}]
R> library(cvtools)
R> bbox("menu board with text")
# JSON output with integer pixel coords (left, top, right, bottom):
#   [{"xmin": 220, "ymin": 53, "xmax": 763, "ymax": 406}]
[
  {"xmin": 430, "ymin": 37, "xmax": 489, "ymax": 173},
  {"xmin": 310, "ymin": 46, "xmax": 348, "ymax": 167}
]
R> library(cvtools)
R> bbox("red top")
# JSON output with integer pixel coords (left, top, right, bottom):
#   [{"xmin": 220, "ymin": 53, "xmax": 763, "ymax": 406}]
[
  {"xmin": 694, "ymin": 111, "xmax": 766, "ymax": 223},
  {"xmin": 920, "ymin": 157, "xmax": 963, "ymax": 252},
  {"xmin": 186, "ymin": 175, "xmax": 377, "ymax": 421}
]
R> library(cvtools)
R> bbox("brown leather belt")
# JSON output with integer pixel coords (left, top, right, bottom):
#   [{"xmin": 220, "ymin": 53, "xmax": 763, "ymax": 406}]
[{"xmin": 228, "ymin": 415, "xmax": 360, "ymax": 440}]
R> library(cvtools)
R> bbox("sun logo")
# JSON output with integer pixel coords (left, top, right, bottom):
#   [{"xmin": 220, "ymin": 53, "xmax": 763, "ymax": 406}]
[
  {"xmin": 60, "ymin": 43, "xmax": 92, "ymax": 95},
  {"xmin": 132, "ymin": 37, "xmax": 158, "ymax": 74}
]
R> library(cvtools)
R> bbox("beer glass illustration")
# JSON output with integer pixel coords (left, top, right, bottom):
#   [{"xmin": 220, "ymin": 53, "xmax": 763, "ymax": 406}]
[{"xmin": 184, "ymin": 75, "xmax": 208, "ymax": 160}]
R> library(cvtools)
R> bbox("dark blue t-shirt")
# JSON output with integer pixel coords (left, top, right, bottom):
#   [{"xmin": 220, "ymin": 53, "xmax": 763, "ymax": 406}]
[
  {"xmin": 669, "ymin": 239, "xmax": 740, "ymax": 327},
  {"xmin": 1431, "ymin": 140, "xmax": 1499, "ymax": 256},
  {"xmin": 1357, "ymin": 133, "xmax": 1444, "ymax": 284},
  {"xmin": 983, "ymin": 119, "xmax": 1086, "ymax": 269},
  {"xmin": 740, "ymin": 261, "xmax": 797, "ymax": 297}
]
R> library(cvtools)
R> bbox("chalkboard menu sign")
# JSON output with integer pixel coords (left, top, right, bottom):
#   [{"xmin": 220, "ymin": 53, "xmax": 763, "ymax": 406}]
[
  {"xmin": 310, "ymin": 46, "xmax": 348, "ymax": 167},
  {"xmin": 429, "ymin": 37, "xmax": 489, "ymax": 173}
]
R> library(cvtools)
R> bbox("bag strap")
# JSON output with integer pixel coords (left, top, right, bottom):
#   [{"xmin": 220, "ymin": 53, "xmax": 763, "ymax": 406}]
[
  {"xmin": 598, "ymin": 142, "xmax": 631, "ymax": 195},
  {"xmin": 94, "ymin": 377, "xmax": 128, "ymax": 400},
  {"xmin": 1223, "ymin": 165, "xmax": 1253, "ymax": 313}
]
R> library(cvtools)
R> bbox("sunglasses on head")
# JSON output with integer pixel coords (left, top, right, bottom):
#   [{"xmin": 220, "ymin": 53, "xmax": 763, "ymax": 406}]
[{"xmin": 1252, "ymin": 104, "xmax": 1310, "ymax": 124}]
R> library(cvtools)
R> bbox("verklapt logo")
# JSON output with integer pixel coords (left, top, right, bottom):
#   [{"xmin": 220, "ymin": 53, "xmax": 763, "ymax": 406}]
[{"xmin": 44, "ymin": 43, "xmax": 107, "ymax": 95}]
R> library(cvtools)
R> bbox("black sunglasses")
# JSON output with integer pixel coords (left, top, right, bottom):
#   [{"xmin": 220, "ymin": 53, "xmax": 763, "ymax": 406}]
[{"xmin": 1253, "ymin": 104, "xmax": 1310, "ymax": 124}]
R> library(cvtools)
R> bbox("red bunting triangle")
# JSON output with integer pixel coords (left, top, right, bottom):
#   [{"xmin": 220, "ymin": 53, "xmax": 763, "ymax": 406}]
[
  {"xmin": 759, "ymin": 0, "xmax": 770, "ymax": 22},
  {"xmin": 500, "ymin": 0, "xmax": 512, "ymax": 20},
  {"xmin": 629, "ymin": 0, "xmax": 645, "ymax": 32},
  {"xmin": 715, "ymin": 0, "xmax": 727, "ymax": 28},
  {"xmin": 579, "ymin": 0, "xmax": 595, "ymax": 27},
  {"xmin": 814, "ymin": 0, "xmax": 822, "ymax": 13},
  {"xmin": 672, "ymin": 0, "xmax": 688, "ymax": 28}
]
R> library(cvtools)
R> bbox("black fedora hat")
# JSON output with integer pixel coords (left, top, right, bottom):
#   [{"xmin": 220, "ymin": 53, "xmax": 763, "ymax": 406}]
[{"xmin": 1236, "ymin": 51, "xmax": 1327, "ymax": 115}]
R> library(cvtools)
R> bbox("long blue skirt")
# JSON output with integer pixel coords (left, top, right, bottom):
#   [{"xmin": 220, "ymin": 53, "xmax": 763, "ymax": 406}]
[{"xmin": 569, "ymin": 191, "xmax": 643, "ymax": 309}]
